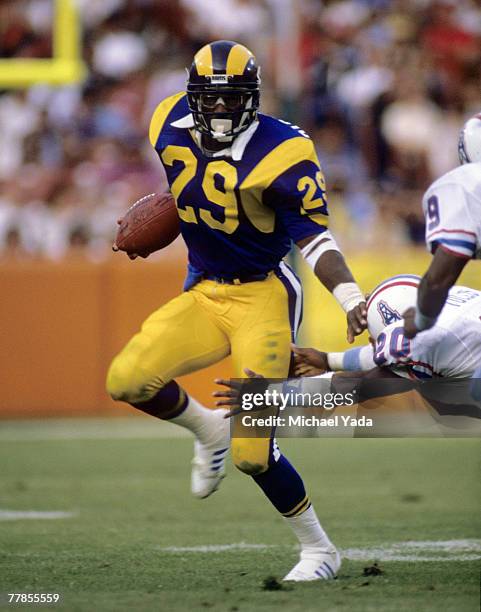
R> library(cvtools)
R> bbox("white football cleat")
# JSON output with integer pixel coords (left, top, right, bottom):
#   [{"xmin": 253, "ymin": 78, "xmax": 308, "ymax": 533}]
[
  {"xmin": 191, "ymin": 409, "xmax": 230, "ymax": 499},
  {"xmin": 283, "ymin": 547, "xmax": 341, "ymax": 582}
]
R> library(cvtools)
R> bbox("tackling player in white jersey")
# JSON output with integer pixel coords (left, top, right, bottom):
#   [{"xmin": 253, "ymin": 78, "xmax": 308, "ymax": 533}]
[
  {"xmin": 402, "ymin": 114, "xmax": 481, "ymax": 399},
  {"xmin": 216, "ymin": 275, "xmax": 481, "ymax": 421},
  {"xmin": 303, "ymin": 275, "xmax": 481, "ymax": 382}
]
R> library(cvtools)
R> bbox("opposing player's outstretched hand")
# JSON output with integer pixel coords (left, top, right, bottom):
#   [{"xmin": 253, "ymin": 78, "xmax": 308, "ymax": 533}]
[
  {"xmin": 291, "ymin": 344, "xmax": 329, "ymax": 377},
  {"xmin": 402, "ymin": 307, "xmax": 419, "ymax": 339},
  {"xmin": 346, "ymin": 301, "xmax": 367, "ymax": 343},
  {"xmin": 213, "ymin": 369, "xmax": 264, "ymax": 417}
]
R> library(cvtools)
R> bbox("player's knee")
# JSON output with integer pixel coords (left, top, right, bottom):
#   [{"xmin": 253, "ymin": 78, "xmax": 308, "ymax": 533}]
[
  {"xmin": 234, "ymin": 459, "xmax": 268, "ymax": 476},
  {"xmin": 231, "ymin": 441, "xmax": 269, "ymax": 475},
  {"xmin": 105, "ymin": 358, "xmax": 137, "ymax": 402},
  {"xmin": 106, "ymin": 355, "xmax": 164, "ymax": 404}
]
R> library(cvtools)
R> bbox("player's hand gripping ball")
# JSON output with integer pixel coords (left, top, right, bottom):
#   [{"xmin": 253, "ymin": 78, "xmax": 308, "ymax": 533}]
[{"xmin": 113, "ymin": 193, "xmax": 180, "ymax": 259}]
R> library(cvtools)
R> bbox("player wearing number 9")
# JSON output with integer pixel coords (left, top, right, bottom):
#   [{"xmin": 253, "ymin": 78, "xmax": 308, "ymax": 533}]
[
  {"xmin": 402, "ymin": 113, "xmax": 481, "ymax": 401},
  {"xmin": 106, "ymin": 40, "xmax": 367, "ymax": 582}
]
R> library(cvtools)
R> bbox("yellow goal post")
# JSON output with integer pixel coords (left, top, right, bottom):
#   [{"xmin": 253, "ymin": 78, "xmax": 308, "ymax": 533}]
[{"xmin": 0, "ymin": 0, "xmax": 86, "ymax": 88}]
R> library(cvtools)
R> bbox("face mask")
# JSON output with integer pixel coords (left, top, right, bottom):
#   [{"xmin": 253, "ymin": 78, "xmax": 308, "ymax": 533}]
[{"xmin": 209, "ymin": 118, "xmax": 234, "ymax": 141}]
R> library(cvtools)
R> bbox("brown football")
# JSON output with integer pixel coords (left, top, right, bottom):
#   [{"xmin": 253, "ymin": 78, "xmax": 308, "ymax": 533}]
[{"xmin": 114, "ymin": 192, "xmax": 180, "ymax": 258}]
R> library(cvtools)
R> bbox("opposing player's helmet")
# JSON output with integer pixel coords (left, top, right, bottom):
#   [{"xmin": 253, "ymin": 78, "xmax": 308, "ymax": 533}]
[
  {"xmin": 187, "ymin": 40, "xmax": 260, "ymax": 140},
  {"xmin": 366, "ymin": 275, "xmax": 420, "ymax": 338},
  {"xmin": 458, "ymin": 113, "xmax": 481, "ymax": 164}
]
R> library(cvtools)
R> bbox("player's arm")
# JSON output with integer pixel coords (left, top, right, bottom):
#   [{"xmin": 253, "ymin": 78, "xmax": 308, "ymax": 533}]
[
  {"xmin": 214, "ymin": 365, "xmax": 413, "ymax": 416},
  {"xmin": 404, "ymin": 248, "xmax": 468, "ymax": 338},
  {"xmin": 404, "ymin": 182, "xmax": 475, "ymax": 339},
  {"xmin": 264, "ymin": 136, "xmax": 366, "ymax": 342},
  {"xmin": 292, "ymin": 344, "xmax": 375, "ymax": 376},
  {"xmin": 215, "ymin": 326, "xmax": 416, "ymax": 414},
  {"xmin": 297, "ymin": 234, "xmax": 367, "ymax": 342},
  {"xmin": 331, "ymin": 366, "xmax": 414, "ymax": 402}
]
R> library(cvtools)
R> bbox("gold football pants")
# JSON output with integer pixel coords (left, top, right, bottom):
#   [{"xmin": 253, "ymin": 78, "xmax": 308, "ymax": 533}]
[{"xmin": 106, "ymin": 263, "xmax": 303, "ymax": 473}]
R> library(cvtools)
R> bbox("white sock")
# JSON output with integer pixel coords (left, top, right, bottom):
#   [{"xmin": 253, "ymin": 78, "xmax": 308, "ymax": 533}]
[
  {"xmin": 284, "ymin": 505, "xmax": 334, "ymax": 554},
  {"xmin": 170, "ymin": 395, "xmax": 226, "ymax": 445}
]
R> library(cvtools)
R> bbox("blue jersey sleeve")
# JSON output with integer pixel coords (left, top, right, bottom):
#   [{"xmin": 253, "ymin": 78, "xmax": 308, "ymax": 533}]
[{"xmin": 262, "ymin": 145, "xmax": 329, "ymax": 243}]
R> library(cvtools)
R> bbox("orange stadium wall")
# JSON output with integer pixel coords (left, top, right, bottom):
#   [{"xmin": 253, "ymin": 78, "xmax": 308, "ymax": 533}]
[
  {"xmin": 0, "ymin": 257, "xmax": 232, "ymax": 418},
  {"xmin": 1, "ymin": 252, "xmax": 480, "ymax": 418}
]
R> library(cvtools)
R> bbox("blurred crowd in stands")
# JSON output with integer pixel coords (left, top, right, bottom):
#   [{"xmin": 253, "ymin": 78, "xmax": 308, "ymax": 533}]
[{"xmin": 0, "ymin": 0, "xmax": 480, "ymax": 260}]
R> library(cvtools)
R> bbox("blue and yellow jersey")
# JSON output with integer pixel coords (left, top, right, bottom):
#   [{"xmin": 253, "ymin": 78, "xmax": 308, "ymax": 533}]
[{"xmin": 149, "ymin": 92, "xmax": 329, "ymax": 278}]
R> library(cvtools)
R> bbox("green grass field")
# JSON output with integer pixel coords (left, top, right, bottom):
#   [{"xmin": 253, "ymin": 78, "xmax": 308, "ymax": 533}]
[{"xmin": 1, "ymin": 419, "xmax": 480, "ymax": 611}]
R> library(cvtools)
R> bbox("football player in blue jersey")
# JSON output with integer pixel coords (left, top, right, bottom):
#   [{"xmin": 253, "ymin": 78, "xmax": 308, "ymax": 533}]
[{"xmin": 107, "ymin": 40, "xmax": 367, "ymax": 581}]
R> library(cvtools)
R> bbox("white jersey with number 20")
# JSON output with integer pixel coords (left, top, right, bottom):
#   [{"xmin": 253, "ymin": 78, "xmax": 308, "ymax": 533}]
[{"xmin": 373, "ymin": 286, "xmax": 481, "ymax": 379}]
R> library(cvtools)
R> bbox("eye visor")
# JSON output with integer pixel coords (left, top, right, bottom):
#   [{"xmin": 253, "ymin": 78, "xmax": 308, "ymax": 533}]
[{"xmin": 198, "ymin": 92, "xmax": 248, "ymax": 112}]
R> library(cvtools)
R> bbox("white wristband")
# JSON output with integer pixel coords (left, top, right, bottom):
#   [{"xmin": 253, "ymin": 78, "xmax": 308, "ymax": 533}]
[
  {"xmin": 300, "ymin": 231, "xmax": 341, "ymax": 270},
  {"xmin": 414, "ymin": 307, "xmax": 437, "ymax": 331},
  {"xmin": 332, "ymin": 282, "xmax": 364, "ymax": 313}
]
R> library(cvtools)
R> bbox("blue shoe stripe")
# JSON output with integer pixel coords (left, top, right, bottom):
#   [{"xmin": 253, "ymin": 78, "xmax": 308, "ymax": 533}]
[
  {"xmin": 314, "ymin": 568, "xmax": 329, "ymax": 579},
  {"xmin": 211, "ymin": 457, "xmax": 225, "ymax": 465},
  {"xmin": 213, "ymin": 447, "xmax": 229, "ymax": 456},
  {"xmin": 323, "ymin": 561, "xmax": 335, "ymax": 578}
]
